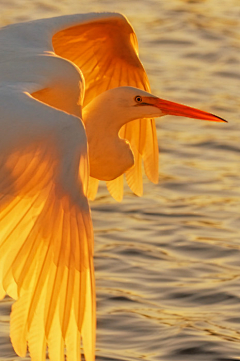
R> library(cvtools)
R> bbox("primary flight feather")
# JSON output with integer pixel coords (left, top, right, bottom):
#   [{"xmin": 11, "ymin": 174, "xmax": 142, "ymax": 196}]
[{"xmin": 0, "ymin": 12, "xmax": 226, "ymax": 361}]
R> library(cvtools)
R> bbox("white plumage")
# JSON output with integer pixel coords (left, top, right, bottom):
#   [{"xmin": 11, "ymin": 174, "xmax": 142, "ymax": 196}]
[{"xmin": 0, "ymin": 12, "xmax": 226, "ymax": 361}]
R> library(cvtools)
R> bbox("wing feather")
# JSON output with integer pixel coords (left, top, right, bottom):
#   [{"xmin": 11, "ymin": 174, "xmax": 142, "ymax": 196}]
[
  {"xmin": 106, "ymin": 176, "xmax": 124, "ymax": 202},
  {"xmin": 87, "ymin": 177, "xmax": 99, "ymax": 201},
  {"xmin": 65, "ymin": 309, "xmax": 81, "ymax": 361},
  {"xmin": 125, "ymin": 149, "xmax": 143, "ymax": 197},
  {"xmin": 52, "ymin": 13, "xmax": 159, "ymax": 200},
  {"xmin": 142, "ymin": 118, "xmax": 159, "ymax": 184},
  {"xmin": 0, "ymin": 89, "xmax": 95, "ymax": 361},
  {"xmin": 27, "ymin": 285, "xmax": 47, "ymax": 361}
]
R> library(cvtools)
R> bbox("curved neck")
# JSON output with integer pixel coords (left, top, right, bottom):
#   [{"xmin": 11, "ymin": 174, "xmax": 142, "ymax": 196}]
[{"xmin": 82, "ymin": 97, "xmax": 134, "ymax": 181}]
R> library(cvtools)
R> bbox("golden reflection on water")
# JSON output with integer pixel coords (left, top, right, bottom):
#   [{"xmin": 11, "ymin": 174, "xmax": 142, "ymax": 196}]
[{"xmin": 0, "ymin": 0, "xmax": 240, "ymax": 360}]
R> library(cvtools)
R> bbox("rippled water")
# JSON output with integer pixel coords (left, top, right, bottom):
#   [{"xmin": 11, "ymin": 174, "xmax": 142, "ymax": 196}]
[{"xmin": 0, "ymin": 0, "xmax": 240, "ymax": 360}]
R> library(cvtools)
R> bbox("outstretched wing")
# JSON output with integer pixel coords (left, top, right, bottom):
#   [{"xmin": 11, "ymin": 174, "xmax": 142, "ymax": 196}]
[
  {"xmin": 0, "ymin": 87, "xmax": 95, "ymax": 361},
  {"xmin": 52, "ymin": 13, "xmax": 159, "ymax": 201}
]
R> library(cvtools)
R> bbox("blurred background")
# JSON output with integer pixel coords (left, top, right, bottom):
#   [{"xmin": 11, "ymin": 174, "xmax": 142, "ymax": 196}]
[{"xmin": 0, "ymin": 1, "xmax": 240, "ymax": 360}]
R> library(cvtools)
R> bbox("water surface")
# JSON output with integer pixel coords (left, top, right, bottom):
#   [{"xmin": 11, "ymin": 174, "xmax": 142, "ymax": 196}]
[{"xmin": 0, "ymin": 0, "xmax": 240, "ymax": 360}]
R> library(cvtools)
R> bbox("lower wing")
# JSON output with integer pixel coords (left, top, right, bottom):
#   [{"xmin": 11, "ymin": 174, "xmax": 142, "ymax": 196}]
[{"xmin": 0, "ymin": 88, "xmax": 95, "ymax": 361}]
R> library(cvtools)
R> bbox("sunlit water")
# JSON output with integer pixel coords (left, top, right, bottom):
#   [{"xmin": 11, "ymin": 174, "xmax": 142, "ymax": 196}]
[{"xmin": 0, "ymin": 0, "xmax": 240, "ymax": 360}]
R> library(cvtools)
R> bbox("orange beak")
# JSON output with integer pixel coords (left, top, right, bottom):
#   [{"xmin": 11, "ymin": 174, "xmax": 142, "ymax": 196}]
[{"xmin": 146, "ymin": 97, "xmax": 227, "ymax": 123}]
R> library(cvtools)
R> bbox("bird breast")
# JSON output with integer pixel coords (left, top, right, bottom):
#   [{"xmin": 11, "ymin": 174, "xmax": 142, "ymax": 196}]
[{"xmin": 85, "ymin": 127, "xmax": 134, "ymax": 181}]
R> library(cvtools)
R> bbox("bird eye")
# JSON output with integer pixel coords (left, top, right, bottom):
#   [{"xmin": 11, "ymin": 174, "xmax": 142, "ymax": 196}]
[{"xmin": 135, "ymin": 95, "xmax": 142, "ymax": 103}]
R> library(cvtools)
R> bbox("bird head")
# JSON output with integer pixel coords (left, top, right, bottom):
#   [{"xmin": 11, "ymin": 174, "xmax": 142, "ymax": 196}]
[{"xmin": 99, "ymin": 86, "xmax": 227, "ymax": 124}]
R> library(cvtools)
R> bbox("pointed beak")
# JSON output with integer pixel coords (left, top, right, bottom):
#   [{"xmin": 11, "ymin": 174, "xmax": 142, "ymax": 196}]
[{"xmin": 146, "ymin": 97, "xmax": 227, "ymax": 123}]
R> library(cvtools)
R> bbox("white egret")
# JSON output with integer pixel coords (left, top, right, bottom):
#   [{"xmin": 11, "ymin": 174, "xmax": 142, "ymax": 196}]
[{"xmin": 0, "ymin": 12, "xmax": 226, "ymax": 361}]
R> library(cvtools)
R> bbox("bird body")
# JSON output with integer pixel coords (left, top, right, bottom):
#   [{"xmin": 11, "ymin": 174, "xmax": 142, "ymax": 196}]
[{"xmin": 0, "ymin": 12, "xmax": 226, "ymax": 361}]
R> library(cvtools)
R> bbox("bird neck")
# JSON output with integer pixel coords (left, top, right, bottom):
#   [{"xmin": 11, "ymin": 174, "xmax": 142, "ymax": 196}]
[{"xmin": 82, "ymin": 99, "xmax": 134, "ymax": 181}]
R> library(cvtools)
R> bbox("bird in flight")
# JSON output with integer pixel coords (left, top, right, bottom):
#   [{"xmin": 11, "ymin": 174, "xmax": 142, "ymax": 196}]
[{"xmin": 0, "ymin": 12, "xmax": 226, "ymax": 361}]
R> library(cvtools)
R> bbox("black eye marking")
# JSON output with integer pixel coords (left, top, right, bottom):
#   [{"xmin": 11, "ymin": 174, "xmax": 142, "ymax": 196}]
[{"xmin": 135, "ymin": 95, "xmax": 142, "ymax": 103}]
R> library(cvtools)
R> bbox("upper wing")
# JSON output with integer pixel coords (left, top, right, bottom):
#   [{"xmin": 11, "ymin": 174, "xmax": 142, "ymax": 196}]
[
  {"xmin": 52, "ymin": 13, "xmax": 159, "ymax": 201},
  {"xmin": 0, "ymin": 87, "xmax": 95, "ymax": 361}
]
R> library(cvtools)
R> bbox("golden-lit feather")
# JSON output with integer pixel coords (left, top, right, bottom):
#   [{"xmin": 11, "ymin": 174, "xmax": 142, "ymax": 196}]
[
  {"xmin": 107, "ymin": 175, "xmax": 124, "ymax": 202},
  {"xmin": 0, "ymin": 13, "xmax": 225, "ymax": 361},
  {"xmin": 87, "ymin": 176, "xmax": 99, "ymax": 201},
  {"xmin": 52, "ymin": 13, "xmax": 159, "ymax": 201},
  {"xmin": 0, "ymin": 90, "xmax": 95, "ymax": 361}
]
